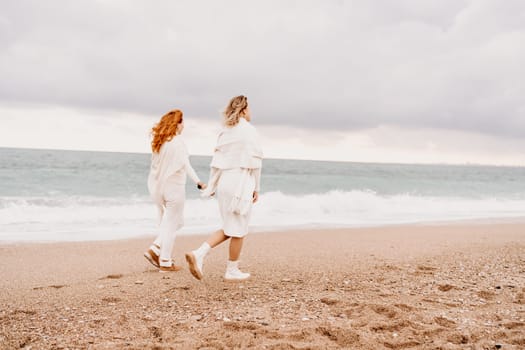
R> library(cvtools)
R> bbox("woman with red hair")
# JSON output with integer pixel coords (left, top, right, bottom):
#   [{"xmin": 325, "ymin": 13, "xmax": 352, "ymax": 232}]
[{"xmin": 144, "ymin": 109, "xmax": 206, "ymax": 272}]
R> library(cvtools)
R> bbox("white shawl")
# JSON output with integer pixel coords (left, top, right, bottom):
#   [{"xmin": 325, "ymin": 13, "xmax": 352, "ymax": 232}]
[
  {"xmin": 147, "ymin": 137, "xmax": 187, "ymax": 222},
  {"xmin": 202, "ymin": 118, "xmax": 263, "ymax": 214}
]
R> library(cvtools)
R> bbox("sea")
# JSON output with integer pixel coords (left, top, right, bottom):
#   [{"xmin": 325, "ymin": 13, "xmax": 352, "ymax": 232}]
[{"xmin": 1, "ymin": 147, "xmax": 525, "ymax": 242}]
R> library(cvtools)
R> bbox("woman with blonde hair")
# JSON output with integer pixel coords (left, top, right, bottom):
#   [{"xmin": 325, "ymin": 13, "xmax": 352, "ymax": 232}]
[
  {"xmin": 144, "ymin": 109, "xmax": 206, "ymax": 272},
  {"xmin": 185, "ymin": 95, "xmax": 263, "ymax": 281}
]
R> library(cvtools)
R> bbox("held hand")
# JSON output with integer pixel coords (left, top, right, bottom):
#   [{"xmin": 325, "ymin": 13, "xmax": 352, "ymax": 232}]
[
  {"xmin": 252, "ymin": 191, "xmax": 259, "ymax": 203},
  {"xmin": 197, "ymin": 182, "xmax": 207, "ymax": 190}
]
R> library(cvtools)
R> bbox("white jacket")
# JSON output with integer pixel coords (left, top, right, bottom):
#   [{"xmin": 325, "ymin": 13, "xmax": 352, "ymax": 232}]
[
  {"xmin": 202, "ymin": 118, "xmax": 263, "ymax": 214},
  {"xmin": 148, "ymin": 137, "xmax": 199, "ymax": 222}
]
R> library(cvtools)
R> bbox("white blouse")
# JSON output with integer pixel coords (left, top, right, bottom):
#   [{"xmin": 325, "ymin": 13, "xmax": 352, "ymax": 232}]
[{"xmin": 148, "ymin": 136, "xmax": 200, "ymax": 222}]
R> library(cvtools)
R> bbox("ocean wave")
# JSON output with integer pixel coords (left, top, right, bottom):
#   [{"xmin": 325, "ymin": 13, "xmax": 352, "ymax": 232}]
[{"xmin": 1, "ymin": 191, "xmax": 524, "ymax": 241}]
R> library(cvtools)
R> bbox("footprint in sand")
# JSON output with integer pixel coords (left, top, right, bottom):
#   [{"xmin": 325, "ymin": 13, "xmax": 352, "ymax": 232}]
[
  {"xmin": 377, "ymin": 264, "xmax": 402, "ymax": 271},
  {"xmin": 446, "ymin": 332, "xmax": 470, "ymax": 345},
  {"xmin": 344, "ymin": 304, "xmax": 366, "ymax": 318},
  {"xmin": 33, "ymin": 284, "xmax": 68, "ymax": 290},
  {"xmin": 434, "ymin": 316, "xmax": 456, "ymax": 328},
  {"xmin": 415, "ymin": 265, "xmax": 437, "ymax": 275},
  {"xmin": 503, "ymin": 321, "xmax": 524, "ymax": 330},
  {"xmin": 317, "ymin": 326, "xmax": 360, "ymax": 347},
  {"xmin": 12, "ymin": 309, "xmax": 37, "ymax": 316},
  {"xmin": 101, "ymin": 274, "xmax": 124, "ymax": 280},
  {"xmin": 48, "ymin": 284, "xmax": 67, "ymax": 289},
  {"xmin": 438, "ymin": 284, "xmax": 455, "ymax": 292},
  {"xmin": 417, "ymin": 265, "xmax": 437, "ymax": 271},
  {"xmin": 223, "ymin": 321, "xmax": 260, "ymax": 331},
  {"xmin": 320, "ymin": 297, "xmax": 340, "ymax": 305},
  {"xmin": 477, "ymin": 290, "xmax": 496, "ymax": 300},
  {"xmin": 383, "ymin": 340, "xmax": 421, "ymax": 349},
  {"xmin": 370, "ymin": 320, "xmax": 411, "ymax": 333},
  {"xmin": 510, "ymin": 337, "xmax": 525, "ymax": 346},
  {"xmin": 163, "ymin": 286, "xmax": 191, "ymax": 294},
  {"xmin": 149, "ymin": 325, "xmax": 162, "ymax": 339},
  {"xmin": 394, "ymin": 303, "xmax": 415, "ymax": 312},
  {"xmin": 370, "ymin": 305, "xmax": 398, "ymax": 319},
  {"xmin": 101, "ymin": 297, "xmax": 121, "ymax": 303}
]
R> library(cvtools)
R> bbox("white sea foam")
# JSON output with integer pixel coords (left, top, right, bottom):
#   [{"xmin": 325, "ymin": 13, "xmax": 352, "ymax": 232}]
[{"xmin": 1, "ymin": 191, "xmax": 524, "ymax": 242}]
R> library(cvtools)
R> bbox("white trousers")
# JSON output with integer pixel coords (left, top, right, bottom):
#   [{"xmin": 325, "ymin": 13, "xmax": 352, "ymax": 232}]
[{"xmin": 152, "ymin": 182, "xmax": 185, "ymax": 266}]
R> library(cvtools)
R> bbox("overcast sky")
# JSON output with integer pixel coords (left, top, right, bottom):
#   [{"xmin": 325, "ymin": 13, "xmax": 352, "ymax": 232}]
[{"xmin": 1, "ymin": 0, "xmax": 524, "ymax": 165}]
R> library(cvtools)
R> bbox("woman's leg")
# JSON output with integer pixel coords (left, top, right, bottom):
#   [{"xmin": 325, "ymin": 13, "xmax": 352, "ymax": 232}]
[
  {"xmin": 152, "ymin": 205, "xmax": 164, "ymax": 250},
  {"xmin": 185, "ymin": 229, "xmax": 228, "ymax": 280},
  {"xmin": 158, "ymin": 201, "xmax": 182, "ymax": 266},
  {"xmin": 229, "ymin": 237, "xmax": 244, "ymax": 261},
  {"xmin": 224, "ymin": 236, "xmax": 250, "ymax": 280},
  {"xmin": 206, "ymin": 229, "xmax": 230, "ymax": 248},
  {"xmin": 158, "ymin": 185, "xmax": 184, "ymax": 267},
  {"xmin": 144, "ymin": 206, "xmax": 164, "ymax": 268}
]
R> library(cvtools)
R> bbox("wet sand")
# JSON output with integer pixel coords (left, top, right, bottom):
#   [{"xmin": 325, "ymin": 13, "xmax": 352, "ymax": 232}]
[{"xmin": 1, "ymin": 223, "xmax": 524, "ymax": 349}]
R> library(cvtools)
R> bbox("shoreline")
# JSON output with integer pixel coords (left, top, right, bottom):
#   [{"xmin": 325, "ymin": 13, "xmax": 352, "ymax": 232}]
[
  {"xmin": 1, "ymin": 222, "xmax": 525, "ymax": 349},
  {"xmin": 2, "ymin": 216, "xmax": 525, "ymax": 246}
]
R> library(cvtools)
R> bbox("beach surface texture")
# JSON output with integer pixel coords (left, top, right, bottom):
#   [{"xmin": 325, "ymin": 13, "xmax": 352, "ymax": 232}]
[{"xmin": 1, "ymin": 223, "xmax": 524, "ymax": 349}]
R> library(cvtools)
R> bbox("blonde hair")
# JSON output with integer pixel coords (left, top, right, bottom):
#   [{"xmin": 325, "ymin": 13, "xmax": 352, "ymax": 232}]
[
  {"xmin": 223, "ymin": 95, "xmax": 248, "ymax": 127},
  {"xmin": 150, "ymin": 109, "xmax": 183, "ymax": 153}
]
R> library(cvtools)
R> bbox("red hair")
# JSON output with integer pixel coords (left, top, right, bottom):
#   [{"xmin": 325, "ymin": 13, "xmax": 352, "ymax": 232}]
[{"xmin": 151, "ymin": 109, "xmax": 183, "ymax": 153}]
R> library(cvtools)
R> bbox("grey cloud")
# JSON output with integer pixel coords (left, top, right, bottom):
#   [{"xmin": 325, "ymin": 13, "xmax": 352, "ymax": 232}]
[{"xmin": 0, "ymin": 0, "xmax": 524, "ymax": 138}]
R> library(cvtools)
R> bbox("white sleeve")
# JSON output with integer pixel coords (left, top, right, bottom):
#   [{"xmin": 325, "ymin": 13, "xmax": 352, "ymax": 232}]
[
  {"xmin": 185, "ymin": 156, "xmax": 201, "ymax": 184},
  {"xmin": 253, "ymin": 167, "xmax": 261, "ymax": 192}
]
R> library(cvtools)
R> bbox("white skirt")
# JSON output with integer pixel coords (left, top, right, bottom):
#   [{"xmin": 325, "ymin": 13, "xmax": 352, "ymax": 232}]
[{"xmin": 217, "ymin": 168, "xmax": 255, "ymax": 237}]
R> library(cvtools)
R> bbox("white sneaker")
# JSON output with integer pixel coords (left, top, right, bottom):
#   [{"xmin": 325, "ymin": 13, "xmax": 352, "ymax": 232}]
[
  {"xmin": 224, "ymin": 260, "xmax": 250, "ymax": 281},
  {"xmin": 185, "ymin": 250, "xmax": 204, "ymax": 280}
]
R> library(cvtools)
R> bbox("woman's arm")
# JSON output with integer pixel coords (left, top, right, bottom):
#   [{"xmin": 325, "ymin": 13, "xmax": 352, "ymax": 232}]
[
  {"xmin": 185, "ymin": 155, "xmax": 201, "ymax": 185},
  {"xmin": 200, "ymin": 167, "xmax": 220, "ymax": 197},
  {"xmin": 252, "ymin": 167, "xmax": 261, "ymax": 203},
  {"xmin": 253, "ymin": 167, "xmax": 261, "ymax": 192}
]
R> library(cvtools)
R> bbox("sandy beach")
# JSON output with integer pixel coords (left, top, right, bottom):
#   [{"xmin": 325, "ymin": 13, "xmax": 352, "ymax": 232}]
[{"xmin": 1, "ymin": 222, "xmax": 524, "ymax": 349}]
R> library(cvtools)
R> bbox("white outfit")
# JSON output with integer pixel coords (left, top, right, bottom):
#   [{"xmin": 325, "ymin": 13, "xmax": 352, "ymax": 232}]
[
  {"xmin": 147, "ymin": 137, "xmax": 200, "ymax": 265},
  {"xmin": 202, "ymin": 118, "xmax": 263, "ymax": 237}
]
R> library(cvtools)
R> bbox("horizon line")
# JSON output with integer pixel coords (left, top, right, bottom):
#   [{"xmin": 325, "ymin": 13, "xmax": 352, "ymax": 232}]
[{"xmin": 1, "ymin": 146, "xmax": 524, "ymax": 168}]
